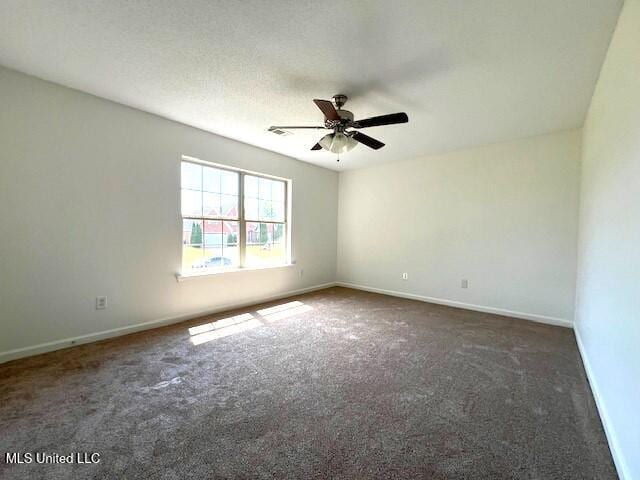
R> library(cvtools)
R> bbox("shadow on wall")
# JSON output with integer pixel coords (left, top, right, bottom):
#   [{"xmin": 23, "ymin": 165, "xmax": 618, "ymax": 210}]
[{"xmin": 188, "ymin": 301, "xmax": 313, "ymax": 345}]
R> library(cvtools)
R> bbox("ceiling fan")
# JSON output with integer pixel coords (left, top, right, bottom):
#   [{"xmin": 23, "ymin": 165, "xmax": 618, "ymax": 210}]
[{"xmin": 268, "ymin": 94, "xmax": 408, "ymax": 154}]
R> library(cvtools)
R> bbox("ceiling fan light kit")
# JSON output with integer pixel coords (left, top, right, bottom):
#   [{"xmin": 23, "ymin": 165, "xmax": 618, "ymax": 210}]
[
  {"xmin": 268, "ymin": 94, "xmax": 408, "ymax": 159},
  {"xmin": 319, "ymin": 132, "xmax": 358, "ymax": 154}
]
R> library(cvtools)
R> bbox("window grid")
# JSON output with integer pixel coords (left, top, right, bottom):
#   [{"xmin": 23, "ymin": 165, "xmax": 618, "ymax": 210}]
[{"xmin": 181, "ymin": 160, "xmax": 288, "ymax": 272}]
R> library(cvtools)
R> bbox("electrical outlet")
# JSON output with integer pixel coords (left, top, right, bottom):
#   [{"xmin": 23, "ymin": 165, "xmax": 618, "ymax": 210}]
[
  {"xmin": 461, "ymin": 279, "xmax": 469, "ymax": 289},
  {"xmin": 402, "ymin": 272, "xmax": 408, "ymax": 280},
  {"xmin": 96, "ymin": 296, "xmax": 108, "ymax": 310},
  {"xmin": 299, "ymin": 268, "xmax": 304, "ymax": 277}
]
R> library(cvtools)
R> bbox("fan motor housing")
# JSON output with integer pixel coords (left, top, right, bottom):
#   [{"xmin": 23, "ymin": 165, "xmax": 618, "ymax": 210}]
[
  {"xmin": 324, "ymin": 108, "xmax": 354, "ymax": 129},
  {"xmin": 337, "ymin": 109, "xmax": 354, "ymax": 121}
]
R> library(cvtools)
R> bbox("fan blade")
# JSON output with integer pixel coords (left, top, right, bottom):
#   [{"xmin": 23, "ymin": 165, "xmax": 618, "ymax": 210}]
[
  {"xmin": 351, "ymin": 132, "xmax": 385, "ymax": 150},
  {"xmin": 269, "ymin": 126, "xmax": 326, "ymax": 130},
  {"xmin": 354, "ymin": 112, "xmax": 408, "ymax": 129},
  {"xmin": 313, "ymin": 99, "xmax": 340, "ymax": 121},
  {"xmin": 311, "ymin": 142, "xmax": 323, "ymax": 151}
]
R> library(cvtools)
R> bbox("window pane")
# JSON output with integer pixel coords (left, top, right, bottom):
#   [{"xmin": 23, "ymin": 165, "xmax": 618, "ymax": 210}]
[
  {"xmin": 221, "ymin": 170, "xmax": 238, "ymax": 196},
  {"xmin": 272, "ymin": 181, "xmax": 284, "ymax": 201},
  {"xmin": 259, "ymin": 178, "xmax": 272, "ymax": 200},
  {"xmin": 181, "ymin": 189, "xmax": 202, "ymax": 216},
  {"xmin": 202, "ymin": 220, "xmax": 223, "ymax": 268},
  {"xmin": 245, "ymin": 222, "xmax": 286, "ymax": 267},
  {"xmin": 271, "ymin": 201, "xmax": 285, "ymax": 222},
  {"xmin": 204, "ymin": 220, "xmax": 223, "ymax": 247},
  {"xmin": 181, "ymin": 162, "xmax": 202, "ymax": 190},
  {"xmin": 204, "ymin": 219, "xmax": 222, "ymax": 233},
  {"xmin": 245, "ymin": 197, "xmax": 258, "ymax": 221},
  {"xmin": 202, "ymin": 166, "xmax": 222, "ymax": 193},
  {"xmin": 220, "ymin": 194, "xmax": 239, "ymax": 219},
  {"xmin": 260, "ymin": 200, "xmax": 275, "ymax": 221},
  {"xmin": 244, "ymin": 175, "xmax": 259, "ymax": 199},
  {"xmin": 223, "ymin": 221, "xmax": 239, "ymax": 266},
  {"xmin": 182, "ymin": 219, "xmax": 204, "ymax": 271},
  {"xmin": 203, "ymin": 192, "xmax": 220, "ymax": 216},
  {"xmin": 202, "ymin": 221, "xmax": 238, "ymax": 268},
  {"xmin": 258, "ymin": 200, "xmax": 284, "ymax": 221},
  {"xmin": 273, "ymin": 222, "xmax": 285, "ymax": 243},
  {"xmin": 257, "ymin": 177, "xmax": 285, "ymax": 203},
  {"xmin": 204, "ymin": 234, "xmax": 222, "ymax": 248}
]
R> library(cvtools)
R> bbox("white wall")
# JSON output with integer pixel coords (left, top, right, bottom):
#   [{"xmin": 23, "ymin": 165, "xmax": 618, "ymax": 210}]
[
  {"xmin": 0, "ymin": 66, "xmax": 338, "ymax": 361},
  {"xmin": 337, "ymin": 130, "xmax": 581, "ymax": 324},
  {"xmin": 575, "ymin": 0, "xmax": 640, "ymax": 478}
]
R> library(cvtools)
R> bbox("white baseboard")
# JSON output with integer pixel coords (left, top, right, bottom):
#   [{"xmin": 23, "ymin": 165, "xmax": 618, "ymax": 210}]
[
  {"xmin": 574, "ymin": 326, "xmax": 629, "ymax": 480},
  {"xmin": 336, "ymin": 281, "xmax": 573, "ymax": 328},
  {"xmin": 0, "ymin": 282, "xmax": 336, "ymax": 364},
  {"xmin": 1, "ymin": 281, "xmax": 572, "ymax": 364}
]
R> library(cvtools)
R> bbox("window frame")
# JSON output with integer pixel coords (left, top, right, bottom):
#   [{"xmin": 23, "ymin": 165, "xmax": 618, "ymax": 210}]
[{"xmin": 180, "ymin": 156, "xmax": 290, "ymax": 274}]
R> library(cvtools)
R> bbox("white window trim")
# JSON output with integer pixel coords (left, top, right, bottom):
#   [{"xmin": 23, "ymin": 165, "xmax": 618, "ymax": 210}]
[
  {"xmin": 178, "ymin": 155, "xmax": 292, "ymax": 279},
  {"xmin": 175, "ymin": 263, "xmax": 296, "ymax": 282}
]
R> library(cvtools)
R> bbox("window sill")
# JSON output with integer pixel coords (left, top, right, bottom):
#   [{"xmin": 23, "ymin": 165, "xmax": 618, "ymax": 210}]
[{"xmin": 175, "ymin": 263, "xmax": 295, "ymax": 282}]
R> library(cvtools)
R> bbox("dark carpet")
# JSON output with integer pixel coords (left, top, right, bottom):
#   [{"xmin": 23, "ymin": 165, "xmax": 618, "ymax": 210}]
[{"xmin": 0, "ymin": 287, "xmax": 616, "ymax": 479}]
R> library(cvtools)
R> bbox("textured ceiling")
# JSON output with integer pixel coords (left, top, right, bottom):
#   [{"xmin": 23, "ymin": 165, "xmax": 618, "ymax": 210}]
[{"xmin": 0, "ymin": 0, "xmax": 622, "ymax": 171}]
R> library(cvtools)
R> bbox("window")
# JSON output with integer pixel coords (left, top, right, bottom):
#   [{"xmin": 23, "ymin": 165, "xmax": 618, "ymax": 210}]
[{"xmin": 181, "ymin": 159, "xmax": 288, "ymax": 273}]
